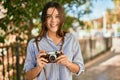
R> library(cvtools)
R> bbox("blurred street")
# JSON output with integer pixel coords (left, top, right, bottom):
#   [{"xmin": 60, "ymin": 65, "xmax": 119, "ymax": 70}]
[{"xmin": 73, "ymin": 38, "xmax": 120, "ymax": 80}]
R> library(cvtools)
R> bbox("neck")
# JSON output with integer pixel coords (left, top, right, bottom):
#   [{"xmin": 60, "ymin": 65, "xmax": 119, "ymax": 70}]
[
  {"xmin": 47, "ymin": 31, "xmax": 63, "ymax": 45},
  {"xmin": 48, "ymin": 31, "xmax": 59, "ymax": 39}
]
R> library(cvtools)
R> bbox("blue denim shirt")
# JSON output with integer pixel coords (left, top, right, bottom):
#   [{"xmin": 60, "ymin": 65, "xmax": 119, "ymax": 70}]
[{"xmin": 23, "ymin": 33, "xmax": 85, "ymax": 80}]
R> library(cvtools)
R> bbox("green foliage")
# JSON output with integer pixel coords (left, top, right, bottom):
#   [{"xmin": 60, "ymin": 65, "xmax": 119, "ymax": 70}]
[
  {"xmin": 0, "ymin": 0, "xmax": 91, "ymax": 43},
  {"xmin": 117, "ymin": 27, "xmax": 120, "ymax": 32},
  {"xmin": 0, "ymin": 36, "xmax": 4, "ymax": 43},
  {"xmin": 63, "ymin": 16, "xmax": 75, "ymax": 31}
]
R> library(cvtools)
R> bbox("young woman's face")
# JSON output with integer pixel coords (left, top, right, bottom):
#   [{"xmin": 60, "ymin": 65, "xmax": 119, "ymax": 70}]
[{"xmin": 46, "ymin": 7, "xmax": 60, "ymax": 33}]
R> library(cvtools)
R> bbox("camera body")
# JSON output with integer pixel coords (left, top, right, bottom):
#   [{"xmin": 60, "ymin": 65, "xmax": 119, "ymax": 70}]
[{"xmin": 42, "ymin": 51, "xmax": 62, "ymax": 63}]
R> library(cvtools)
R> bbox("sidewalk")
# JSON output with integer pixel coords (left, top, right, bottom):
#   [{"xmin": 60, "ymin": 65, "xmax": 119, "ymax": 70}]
[{"xmin": 73, "ymin": 38, "xmax": 120, "ymax": 80}]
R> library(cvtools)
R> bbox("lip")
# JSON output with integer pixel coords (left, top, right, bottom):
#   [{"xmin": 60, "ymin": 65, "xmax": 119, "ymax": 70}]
[{"xmin": 50, "ymin": 24, "xmax": 57, "ymax": 28}]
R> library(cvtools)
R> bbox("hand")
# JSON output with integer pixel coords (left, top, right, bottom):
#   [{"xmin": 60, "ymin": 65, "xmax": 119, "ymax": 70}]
[
  {"xmin": 56, "ymin": 53, "xmax": 70, "ymax": 67},
  {"xmin": 36, "ymin": 50, "xmax": 48, "ymax": 69}
]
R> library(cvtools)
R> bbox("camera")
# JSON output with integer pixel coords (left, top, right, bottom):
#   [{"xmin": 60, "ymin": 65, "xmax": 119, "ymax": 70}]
[{"xmin": 42, "ymin": 51, "xmax": 62, "ymax": 63}]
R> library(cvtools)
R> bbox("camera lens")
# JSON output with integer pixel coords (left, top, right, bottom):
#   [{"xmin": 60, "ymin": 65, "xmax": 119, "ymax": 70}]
[{"xmin": 49, "ymin": 55, "xmax": 56, "ymax": 63}]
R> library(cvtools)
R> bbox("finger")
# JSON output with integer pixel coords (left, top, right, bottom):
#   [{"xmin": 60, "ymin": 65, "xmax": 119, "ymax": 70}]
[
  {"xmin": 38, "ymin": 61, "xmax": 47, "ymax": 67},
  {"xmin": 56, "ymin": 55, "xmax": 66, "ymax": 61},
  {"xmin": 56, "ymin": 58, "xmax": 65, "ymax": 64},
  {"xmin": 40, "ymin": 50, "xmax": 46, "ymax": 53},
  {"xmin": 37, "ymin": 50, "xmax": 46, "ymax": 55},
  {"xmin": 37, "ymin": 52, "xmax": 46, "ymax": 58},
  {"xmin": 40, "ymin": 58, "xmax": 48, "ymax": 63},
  {"xmin": 41, "ymin": 61, "xmax": 47, "ymax": 65},
  {"xmin": 56, "ymin": 57, "xmax": 67, "ymax": 63},
  {"xmin": 38, "ymin": 59, "xmax": 48, "ymax": 65}
]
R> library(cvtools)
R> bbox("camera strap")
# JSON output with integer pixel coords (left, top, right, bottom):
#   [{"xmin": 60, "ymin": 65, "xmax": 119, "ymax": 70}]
[{"xmin": 35, "ymin": 38, "xmax": 48, "ymax": 80}]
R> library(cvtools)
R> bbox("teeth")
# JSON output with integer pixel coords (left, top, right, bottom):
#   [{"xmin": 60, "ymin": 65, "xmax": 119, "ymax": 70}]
[{"xmin": 51, "ymin": 24, "xmax": 56, "ymax": 27}]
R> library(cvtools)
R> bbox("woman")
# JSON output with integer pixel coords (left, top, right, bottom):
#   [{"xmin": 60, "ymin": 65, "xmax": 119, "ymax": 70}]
[{"xmin": 24, "ymin": 1, "xmax": 84, "ymax": 80}]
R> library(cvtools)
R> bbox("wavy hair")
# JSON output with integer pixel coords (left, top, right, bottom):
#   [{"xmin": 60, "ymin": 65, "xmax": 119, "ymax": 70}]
[{"xmin": 36, "ymin": 1, "xmax": 66, "ymax": 40}]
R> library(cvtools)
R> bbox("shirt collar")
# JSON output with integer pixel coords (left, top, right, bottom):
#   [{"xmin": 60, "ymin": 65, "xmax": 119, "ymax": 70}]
[
  {"xmin": 45, "ymin": 32, "xmax": 64, "ymax": 46},
  {"xmin": 45, "ymin": 32, "xmax": 71, "ymax": 43},
  {"xmin": 45, "ymin": 32, "xmax": 53, "ymax": 41}
]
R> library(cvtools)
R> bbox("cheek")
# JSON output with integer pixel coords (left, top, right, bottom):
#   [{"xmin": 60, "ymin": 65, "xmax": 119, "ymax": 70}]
[{"xmin": 57, "ymin": 19, "xmax": 60, "ymax": 24}]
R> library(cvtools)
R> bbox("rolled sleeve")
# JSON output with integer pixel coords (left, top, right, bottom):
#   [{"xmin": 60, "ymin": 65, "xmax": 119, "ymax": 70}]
[
  {"xmin": 74, "ymin": 62, "xmax": 84, "ymax": 75},
  {"xmin": 23, "ymin": 39, "xmax": 36, "ymax": 72},
  {"xmin": 72, "ymin": 38, "xmax": 85, "ymax": 76}
]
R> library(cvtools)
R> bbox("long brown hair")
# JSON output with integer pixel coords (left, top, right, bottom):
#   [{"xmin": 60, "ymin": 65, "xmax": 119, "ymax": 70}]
[{"xmin": 36, "ymin": 1, "xmax": 66, "ymax": 40}]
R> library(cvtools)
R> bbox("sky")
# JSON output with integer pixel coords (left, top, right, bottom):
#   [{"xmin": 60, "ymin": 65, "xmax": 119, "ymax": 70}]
[{"xmin": 66, "ymin": 0, "xmax": 115, "ymax": 21}]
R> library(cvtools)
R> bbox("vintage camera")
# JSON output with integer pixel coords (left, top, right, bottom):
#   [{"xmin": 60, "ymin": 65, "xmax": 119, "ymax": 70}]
[{"xmin": 42, "ymin": 51, "xmax": 62, "ymax": 63}]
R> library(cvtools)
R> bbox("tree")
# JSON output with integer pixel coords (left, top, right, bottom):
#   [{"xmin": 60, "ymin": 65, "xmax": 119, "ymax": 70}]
[{"xmin": 0, "ymin": 0, "xmax": 90, "ymax": 43}]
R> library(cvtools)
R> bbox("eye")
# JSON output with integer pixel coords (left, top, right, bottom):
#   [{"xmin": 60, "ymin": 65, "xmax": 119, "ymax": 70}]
[
  {"xmin": 56, "ymin": 15, "xmax": 60, "ymax": 18},
  {"xmin": 46, "ymin": 15, "xmax": 52, "ymax": 19}
]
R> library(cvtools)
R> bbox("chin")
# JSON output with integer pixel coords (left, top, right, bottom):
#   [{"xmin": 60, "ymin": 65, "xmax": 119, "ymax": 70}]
[
  {"xmin": 49, "ymin": 29, "xmax": 58, "ymax": 33},
  {"xmin": 51, "ymin": 30, "xmax": 57, "ymax": 33}
]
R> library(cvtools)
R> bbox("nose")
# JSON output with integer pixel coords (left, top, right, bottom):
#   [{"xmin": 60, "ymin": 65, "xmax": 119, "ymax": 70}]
[{"xmin": 51, "ymin": 16, "xmax": 56, "ymax": 22}]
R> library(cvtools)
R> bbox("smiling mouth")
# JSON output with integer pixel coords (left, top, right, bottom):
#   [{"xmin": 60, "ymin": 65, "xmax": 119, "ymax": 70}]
[{"xmin": 50, "ymin": 24, "xmax": 58, "ymax": 28}]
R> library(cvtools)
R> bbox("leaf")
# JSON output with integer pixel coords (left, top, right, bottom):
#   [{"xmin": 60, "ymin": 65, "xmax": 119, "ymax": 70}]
[
  {"xmin": 0, "ymin": 36, "xmax": 4, "ymax": 43},
  {"xmin": 0, "ymin": 23, "xmax": 7, "ymax": 31}
]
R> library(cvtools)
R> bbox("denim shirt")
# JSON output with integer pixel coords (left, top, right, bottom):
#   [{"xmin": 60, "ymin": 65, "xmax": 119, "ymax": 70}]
[{"xmin": 23, "ymin": 33, "xmax": 85, "ymax": 80}]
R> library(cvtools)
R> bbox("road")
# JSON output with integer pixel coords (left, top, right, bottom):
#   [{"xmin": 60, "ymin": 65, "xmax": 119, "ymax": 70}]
[{"xmin": 73, "ymin": 38, "xmax": 120, "ymax": 80}]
